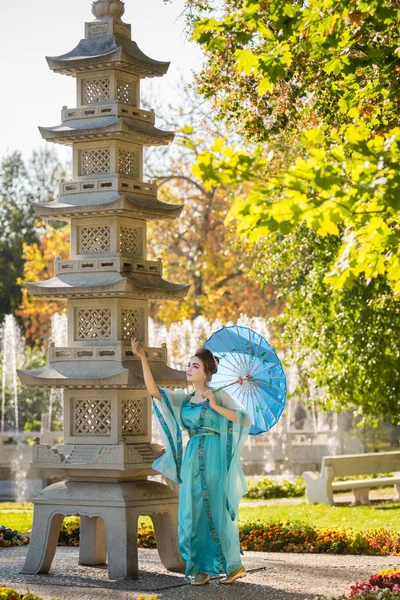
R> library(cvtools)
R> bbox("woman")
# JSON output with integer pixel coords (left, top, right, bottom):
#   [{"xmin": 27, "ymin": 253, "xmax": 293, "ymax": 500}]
[{"xmin": 131, "ymin": 337, "xmax": 251, "ymax": 585}]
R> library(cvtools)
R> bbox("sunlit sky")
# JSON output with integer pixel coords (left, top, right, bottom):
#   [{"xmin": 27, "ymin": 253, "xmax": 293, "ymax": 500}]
[{"xmin": 0, "ymin": 0, "xmax": 203, "ymax": 163}]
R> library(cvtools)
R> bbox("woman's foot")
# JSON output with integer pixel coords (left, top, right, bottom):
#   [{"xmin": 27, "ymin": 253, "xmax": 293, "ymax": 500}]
[
  {"xmin": 219, "ymin": 566, "xmax": 247, "ymax": 584},
  {"xmin": 190, "ymin": 573, "xmax": 211, "ymax": 585}
]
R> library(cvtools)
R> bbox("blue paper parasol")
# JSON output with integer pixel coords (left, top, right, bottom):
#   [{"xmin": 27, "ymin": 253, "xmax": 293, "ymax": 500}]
[{"xmin": 204, "ymin": 325, "xmax": 286, "ymax": 435}]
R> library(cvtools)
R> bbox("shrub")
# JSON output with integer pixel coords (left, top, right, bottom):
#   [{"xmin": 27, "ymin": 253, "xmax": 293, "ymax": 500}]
[
  {"xmin": 244, "ymin": 477, "xmax": 305, "ymax": 499},
  {"xmin": 335, "ymin": 473, "xmax": 394, "ymax": 482},
  {"xmin": 57, "ymin": 517, "xmax": 80, "ymax": 546}
]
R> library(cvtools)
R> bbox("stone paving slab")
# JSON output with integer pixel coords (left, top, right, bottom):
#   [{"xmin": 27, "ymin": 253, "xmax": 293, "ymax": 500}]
[{"xmin": 0, "ymin": 547, "xmax": 399, "ymax": 600}]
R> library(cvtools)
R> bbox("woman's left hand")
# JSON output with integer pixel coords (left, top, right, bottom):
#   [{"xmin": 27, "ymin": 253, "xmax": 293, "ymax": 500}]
[{"xmin": 202, "ymin": 389, "xmax": 217, "ymax": 410}]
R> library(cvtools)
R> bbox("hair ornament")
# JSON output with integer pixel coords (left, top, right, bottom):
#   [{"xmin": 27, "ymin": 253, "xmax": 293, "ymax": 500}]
[{"xmin": 213, "ymin": 355, "xmax": 220, "ymax": 366}]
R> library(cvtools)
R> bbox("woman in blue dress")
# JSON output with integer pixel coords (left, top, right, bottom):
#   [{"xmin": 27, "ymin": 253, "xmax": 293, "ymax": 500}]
[{"xmin": 131, "ymin": 337, "xmax": 251, "ymax": 585}]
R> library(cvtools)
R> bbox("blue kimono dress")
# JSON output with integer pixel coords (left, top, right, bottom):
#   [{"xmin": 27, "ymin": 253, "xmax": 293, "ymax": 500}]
[{"xmin": 152, "ymin": 386, "xmax": 250, "ymax": 578}]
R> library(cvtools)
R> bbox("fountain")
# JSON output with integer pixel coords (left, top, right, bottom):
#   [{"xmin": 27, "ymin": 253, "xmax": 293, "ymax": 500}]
[
  {"xmin": 1, "ymin": 315, "xmax": 23, "ymax": 435},
  {"xmin": 0, "ymin": 315, "xmax": 27, "ymax": 500},
  {"xmin": 47, "ymin": 313, "xmax": 67, "ymax": 439},
  {"xmin": 0, "ymin": 314, "xmax": 65, "ymax": 500}
]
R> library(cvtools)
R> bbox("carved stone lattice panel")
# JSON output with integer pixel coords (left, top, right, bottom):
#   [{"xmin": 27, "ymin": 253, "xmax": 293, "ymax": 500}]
[
  {"xmin": 117, "ymin": 80, "xmax": 135, "ymax": 106},
  {"xmin": 121, "ymin": 398, "xmax": 144, "ymax": 435},
  {"xmin": 77, "ymin": 308, "xmax": 112, "ymax": 339},
  {"xmin": 84, "ymin": 78, "xmax": 111, "ymax": 104},
  {"xmin": 121, "ymin": 309, "xmax": 140, "ymax": 340},
  {"xmin": 120, "ymin": 227, "xmax": 139, "ymax": 254},
  {"xmin": 73, "ymin": 398, "xmax": 112, "ymax": 435},
  {"xmin": 118, "ymin": 151, "xmax": 137, "ymax": 176},
  {"xmin": 81, "ymin": 149, "xmax": 111, "ymax": 174},
  {"xmin": 79, "ymin": 226, "xmax": 111, "ymax": 253}
]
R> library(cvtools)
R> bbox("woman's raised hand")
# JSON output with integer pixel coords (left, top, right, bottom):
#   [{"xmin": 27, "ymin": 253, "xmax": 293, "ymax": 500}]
[
  {"xmin": 201, "ymin": 389, "xmax": 217, "ymax": 410},
  {"xmin": 131, "ymin": 336, "xmax": 146, "ymax": 359}
]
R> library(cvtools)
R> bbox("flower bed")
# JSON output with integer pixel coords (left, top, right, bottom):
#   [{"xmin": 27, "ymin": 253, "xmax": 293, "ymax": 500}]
[
  {"xmin": 0, "ymin": 587, "xmax": 59, "ymax": 600},
  {"xmin": 316, "ymin": 591, "xmax": 400, "ymax": 599},
  {"xmin": 3, "ymin": 517, "xmax": 399, "ymax": 556},
  {"xmin": 0, "ymin": 526, "xmax": 29, "ymax": 548},
  {"xmin": 57, "ymin": 517, "xmax": 80, "ymax": 546},
  {"xmin": 312, "ymin": 568, "xmax": 400, "ymax": 599},
  {"xmin": 0, "ymin": 588, "xmax": 158, "ymax": 600},
  {"xmin": 349, "ymin": 572, "xmax": 400, "ymax": 596},
  {"xmin": 238, "ymin": 520, "xmax": 400, "ymax": 556}
]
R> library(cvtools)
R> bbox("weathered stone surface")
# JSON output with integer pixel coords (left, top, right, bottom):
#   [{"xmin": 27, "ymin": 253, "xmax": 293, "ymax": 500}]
[
  {"xmin": 40, "ymin": 116, "xmax": 174, "ymax": 147},
  {"xmin": 24, "ymin": 271, "xmax": 190, "ymax": 299},
  {"xmin": 17, "ymin": 0, "xmax": 188, "ymax": 580},
  {"xmin": 20, "ymin": 481, "xmax": 185, "ymax": 579},
  {"xmin": 18, "ymin": 359, "xmax": 186, "ymax": 388},
  {"xmin": 46, "ymin": 36, "xmax": 170, "ymax": 78},
  {"xmin": 34, "ymin": 194, "xmax": 183, "ymax": 222}
]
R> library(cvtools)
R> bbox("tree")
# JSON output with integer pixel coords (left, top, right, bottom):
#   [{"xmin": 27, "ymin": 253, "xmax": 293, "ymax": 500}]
[
  {"xmin": 189, "ymin": 0, "xmax": 400, "ymax": 137},
  {"xmin": 162, "ymin": 0, "xmax": 400, "ymax": 421},
  {"xmin": 0, "ymin": 148, "xmax": 68, "ymax": 324},
  {"xmin": 250, "ymin": 227, "xmax": 400, "ymax": 424},
  {"xmin": 143, "ymin": 82, "xmax": 281, "ymax": 325},
  {"xmin": 180, "ymin": 0, "xmax": 400, "ymax": 293},
  {"xmin": 16, "ymin": 223, "xmax": 69, "ymax": 346},
  {"xmin": 0, "ymin": 152, "xmax": 38, "ymax": 320}
]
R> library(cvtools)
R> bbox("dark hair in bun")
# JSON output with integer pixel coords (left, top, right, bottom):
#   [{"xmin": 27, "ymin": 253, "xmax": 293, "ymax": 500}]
[{"xmin": 194, "ymin": 347, "xmax": 218, "ymax": 384}]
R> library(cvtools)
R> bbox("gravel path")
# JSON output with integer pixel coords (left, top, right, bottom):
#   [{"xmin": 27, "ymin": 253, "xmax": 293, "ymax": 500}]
[{"xmin": 0, "ymin": 547, "xmax": 399, "ymax": 600}]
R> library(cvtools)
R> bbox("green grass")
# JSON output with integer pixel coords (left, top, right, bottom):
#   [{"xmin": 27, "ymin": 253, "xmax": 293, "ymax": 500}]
[
  {"xmin": 2, "ymin": 500, "xmax": 400, "ymax": 535},
  {"xmin": 0, "ymin": 512, "xmax": 34, "ymax": 534},
  {"xmin": 238, "ymin": 502, "xmax": 400, "ymax": 531},
  {"xmin": 241, "ymin": 487, "xmax": 396, "ymax": 502},
  {"xmin": 0, "ymin": 502, "xmax": 33, "ymax": 511}
]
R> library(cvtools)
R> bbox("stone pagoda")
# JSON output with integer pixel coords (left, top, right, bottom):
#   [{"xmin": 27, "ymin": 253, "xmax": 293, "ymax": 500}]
[{"xmin": 17, "ymin": 0, "xmax": 188, "ymax": 579}]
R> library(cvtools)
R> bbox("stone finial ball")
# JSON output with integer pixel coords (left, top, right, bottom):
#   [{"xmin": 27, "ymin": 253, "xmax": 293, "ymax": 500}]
[
  {"xmin": 92, "ymin": 0, "xmax": 125, "ymax": 18},
  {"xmin": 108, "ymin": 0, "xmax": 125, "ymax": 16}
]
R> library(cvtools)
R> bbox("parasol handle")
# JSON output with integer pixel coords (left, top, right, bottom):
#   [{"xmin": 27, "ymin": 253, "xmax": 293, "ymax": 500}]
[{"xmin": 201, "ymin": 380, "xmax": 241, "ymax": 398}]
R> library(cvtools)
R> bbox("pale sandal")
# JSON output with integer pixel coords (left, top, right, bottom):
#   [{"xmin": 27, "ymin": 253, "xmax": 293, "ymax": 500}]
[
  {"xmin": 219, "ymin": 566, "xmax": 247, "ymax": 584},
  {"xmin": 191, "ymin": 573, "xmax": 211, "ymax": 585}
]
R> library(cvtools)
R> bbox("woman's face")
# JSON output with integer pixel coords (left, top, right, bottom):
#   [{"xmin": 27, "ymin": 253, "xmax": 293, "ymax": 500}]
[{"xmin": 186, "ymin": 356, "xmax": 206, "ymax": 383}]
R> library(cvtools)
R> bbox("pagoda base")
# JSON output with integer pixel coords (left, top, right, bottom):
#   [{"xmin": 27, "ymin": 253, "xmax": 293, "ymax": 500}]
[{"xmin": 21, "ymin": 479, "xmax": 185, "ymax": 580}]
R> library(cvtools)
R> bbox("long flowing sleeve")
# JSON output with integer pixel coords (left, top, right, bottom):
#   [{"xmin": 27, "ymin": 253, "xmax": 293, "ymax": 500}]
[
  {"xmin": 216, "ymin": 389, "xmax": 251, "ymax": 522},
  {"xmin": 151, "ymin": 387, "xmax": 187, "ymax": 484}
]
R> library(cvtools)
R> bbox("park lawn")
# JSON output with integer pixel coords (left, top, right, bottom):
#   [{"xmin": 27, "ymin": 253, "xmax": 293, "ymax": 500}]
[
  {"xmin": 0, "ymin": 511, "xmax": 34, "ymax": 534},
  {"xmin": 239, "ymin": 502, "xmax": 400, "ymax": 531},
  {"xmin": 1, "ymin": 501, "xmax": 400, "ymax": 534},
  {"xmin": 0, "ymin": 502, "xmax": 33, "ymax": 511}
]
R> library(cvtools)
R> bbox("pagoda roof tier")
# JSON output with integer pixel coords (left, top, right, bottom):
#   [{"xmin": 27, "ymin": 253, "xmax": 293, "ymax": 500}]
[
  {"xmin": 39, "ymin": 116, "xmax": 174, "ymax": 147},
  {"xmin": 33, "ymin": 193, "xmax": 183, "ymax": 222},
  {"xmin": 46, "ymin": 34, "xmax": 170, "ymax": 79},
  {"xmin": 25, "ymin": 271, "xmax": 190, "ymax": 300},
  {"xmin": 17, "ymin": 360, "xmax": 186, "ymax": 389}
]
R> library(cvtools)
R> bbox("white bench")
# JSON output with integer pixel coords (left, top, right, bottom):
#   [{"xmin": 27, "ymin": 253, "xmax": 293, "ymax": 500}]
[{"xmin": 302, "ymin": 451, "xmax": 400, "ymax": 505}]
